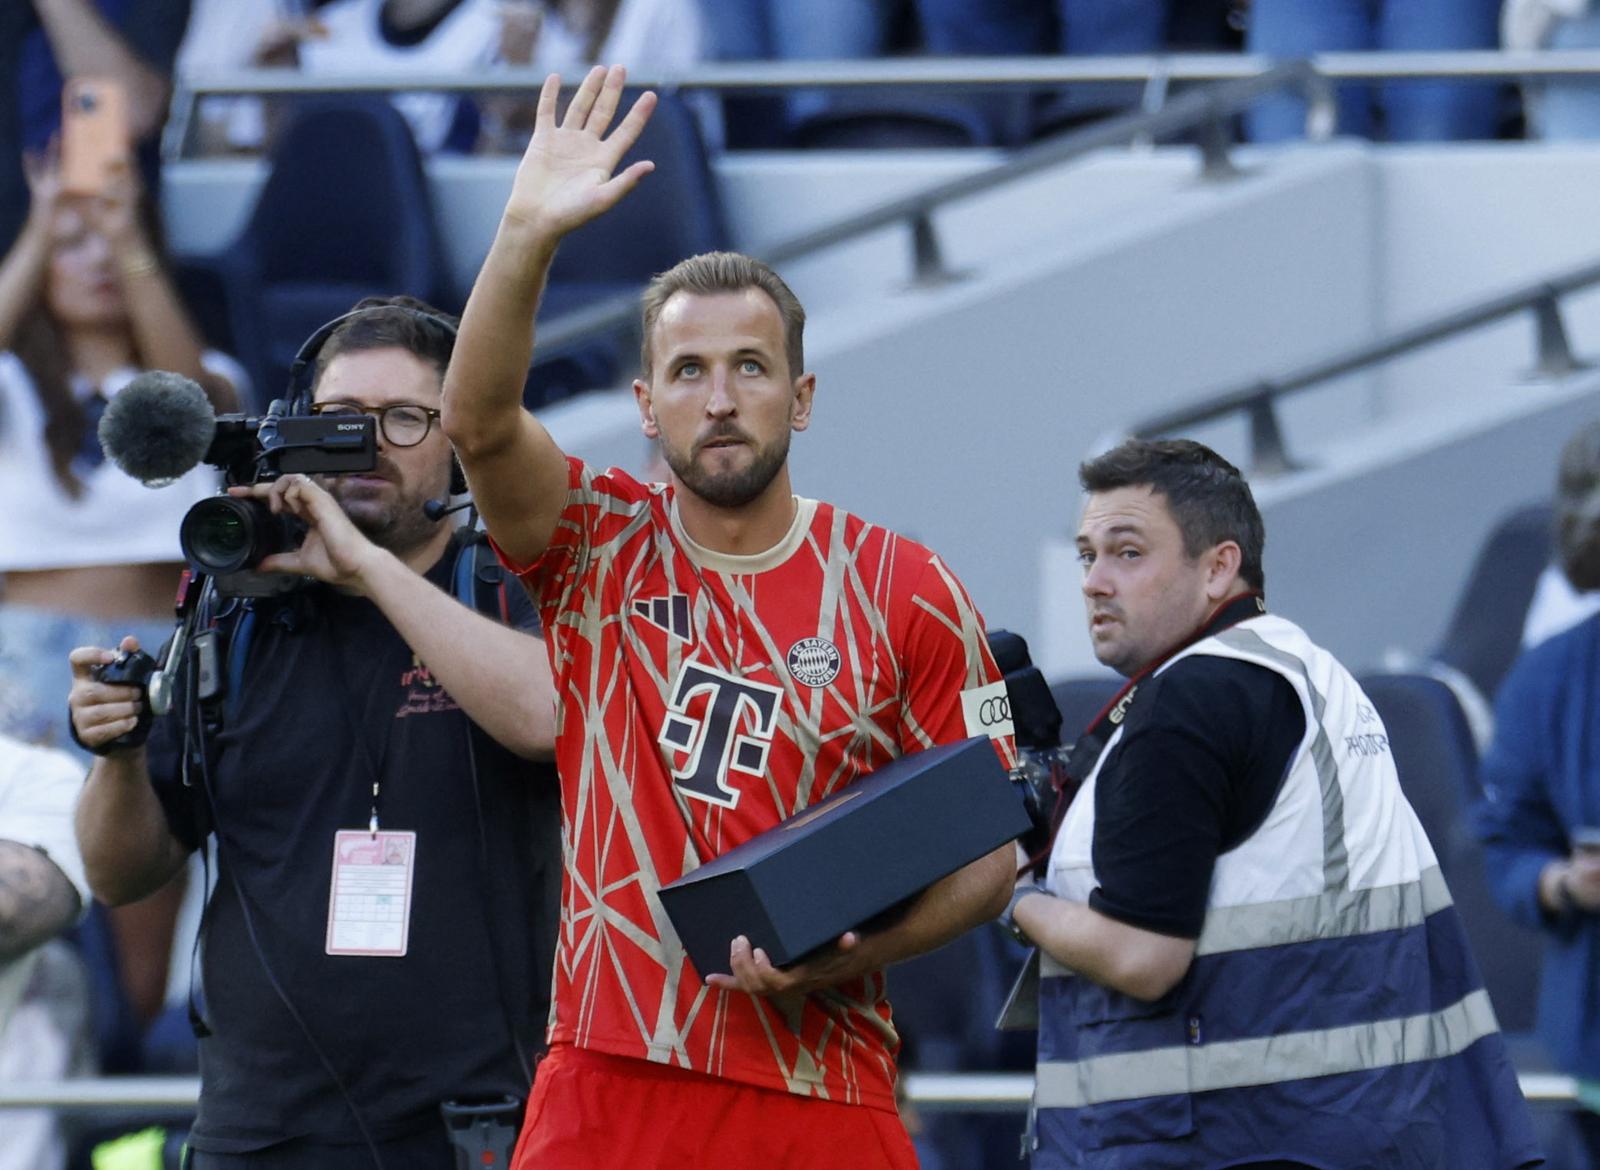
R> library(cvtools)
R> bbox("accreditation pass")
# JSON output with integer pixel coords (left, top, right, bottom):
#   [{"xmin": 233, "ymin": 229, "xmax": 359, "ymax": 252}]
[{"xmin": 326, "ymin": 830, "xmax": 417, "ymax": 957}]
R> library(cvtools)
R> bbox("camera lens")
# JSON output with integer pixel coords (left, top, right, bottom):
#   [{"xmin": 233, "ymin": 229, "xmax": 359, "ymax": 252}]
[{"xmin": 180, "ymin": 496, "xmax": 284, "ymax": 574}]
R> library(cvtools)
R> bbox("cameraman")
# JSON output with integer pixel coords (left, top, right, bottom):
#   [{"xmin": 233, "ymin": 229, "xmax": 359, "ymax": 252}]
[{"xmin": 68, "ymin": 298, "xmax": 561, "ymax": 1170}]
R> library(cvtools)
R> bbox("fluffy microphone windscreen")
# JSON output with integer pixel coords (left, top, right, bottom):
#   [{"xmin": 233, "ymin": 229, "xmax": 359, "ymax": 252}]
[{"xmin": 98, "ymin": 370, "xmax": 217, "ymax": 486}]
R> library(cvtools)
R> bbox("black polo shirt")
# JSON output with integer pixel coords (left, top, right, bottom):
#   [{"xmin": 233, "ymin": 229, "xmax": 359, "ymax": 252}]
[{"xmin": 146, "ymin": 538, "xmax": 560, "ymax": 1152}]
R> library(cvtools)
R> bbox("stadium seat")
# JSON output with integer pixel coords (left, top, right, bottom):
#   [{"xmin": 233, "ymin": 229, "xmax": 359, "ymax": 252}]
[
  {"xmin": 891, "ymin": 926, "xmax": 1029, "ymax": 1170},
  {"xmin": 1431, "ymin": 502, "xmax": 1555, "ymax": 703},
  {"xmin": 1047, "ymin": 675, "xmax": 1121, "ymax": 741},
  {"xmin": 1359, "ymin": 672, "xmax": 1542, "ymax": 1035},
  {"xmin": 1359, "ymin": 673, "xmax": 1479, "ymax": 847},
  {"xmin": 213, "ymin": 99, "xmax": 449, "ymax": 404},
  {"xmin": 528, "ymin": 90, "xmax": 730, "ymax": 407}
]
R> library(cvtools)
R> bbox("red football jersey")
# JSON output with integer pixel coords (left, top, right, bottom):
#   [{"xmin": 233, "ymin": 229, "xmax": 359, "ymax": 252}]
[{"xmin": 503, "ymin": 458, "xmax": 1018, "ymax": 1112}]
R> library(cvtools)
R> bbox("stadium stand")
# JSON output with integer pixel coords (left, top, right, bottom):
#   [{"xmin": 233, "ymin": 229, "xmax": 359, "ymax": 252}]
[
  {"xmin": 210, "ymin": 98, "xmax": 449, "ymax": 404},
  {"xmin": 1047, "ymin": 675, "xmax": 1120, "ymax": 740},
  {"xmin": 1431, "ymin": 501, "xmax": 1557, "ymax": 702},
  {"xmin": 1359, "ymin": 671, "xmax": 1544, "ymax": 1038}
]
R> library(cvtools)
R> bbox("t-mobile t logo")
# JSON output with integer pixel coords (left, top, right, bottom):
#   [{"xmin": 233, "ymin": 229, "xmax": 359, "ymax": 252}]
[{"xmin": 659, "ymin": 663, "xmax": 783, "ymax": 808}]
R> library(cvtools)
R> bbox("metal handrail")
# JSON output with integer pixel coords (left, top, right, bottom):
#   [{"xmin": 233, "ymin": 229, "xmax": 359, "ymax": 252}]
[
  {"xmin": 176, "ymin": 49, "xmax": 1600, "ymax": 98},
  {"xmin": 0, "ymin": 1069, "xmax": 1579, "ymax": 1113},
  {"xmin": 1129, "ymin": 258, "xmax": 1600, "ymax": 475}
]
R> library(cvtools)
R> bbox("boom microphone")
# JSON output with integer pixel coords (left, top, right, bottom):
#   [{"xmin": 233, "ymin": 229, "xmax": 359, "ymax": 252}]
[
  {"xmin": 423, "ymin": 497, "xmax": 473, "ymax": 522},
  {"xmin": 98, "ymin": 370, "xmax": 217, "ymax": 487}
]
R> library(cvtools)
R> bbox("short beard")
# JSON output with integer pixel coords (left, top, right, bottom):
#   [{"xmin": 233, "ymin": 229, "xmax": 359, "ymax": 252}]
[
  {"xmin": 321, "ymin": 466, "xmax": 449, "ymax": 557},
  {"xmin": 664, "ymin": 430, "xmax": 790, "ymax": 509}
]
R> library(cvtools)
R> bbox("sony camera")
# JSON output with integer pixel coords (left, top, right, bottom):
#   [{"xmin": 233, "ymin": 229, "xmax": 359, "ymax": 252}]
[
  {"xmin": 986, "ymin": 630, "xmax": 1075, "ymax": 867},
  {"xmin": 179, "ymin": 400, "xmax": 375, "ymax": 592}
]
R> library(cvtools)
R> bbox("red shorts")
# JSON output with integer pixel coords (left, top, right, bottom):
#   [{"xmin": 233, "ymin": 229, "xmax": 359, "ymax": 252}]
[{"xmin": 511, "ymin": 1044, "xmax": 920, "ymax": 1170}]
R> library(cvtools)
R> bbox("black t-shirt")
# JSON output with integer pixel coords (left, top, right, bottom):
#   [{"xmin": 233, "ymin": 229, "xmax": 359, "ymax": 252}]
[
  {"xmin": 146, "ymin": 539, "xmax": 561, "ymax": 1152},
  {"xmin": 1087, "ymin": 655, "xmax": 1306, "ymax": 940}
]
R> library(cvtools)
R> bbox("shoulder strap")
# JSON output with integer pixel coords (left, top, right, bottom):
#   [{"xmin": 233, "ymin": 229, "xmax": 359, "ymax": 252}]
[
  {"xmin": 1033, "ymin": 592, "xmax": 1270, "ymax": 865},
  {"xmin": 453, "ymin": 532, "xmax": 509, "ymax": 622},
  {"xmin": 223, "ymin": 605, "xmax": 257, "ymax": 726}
]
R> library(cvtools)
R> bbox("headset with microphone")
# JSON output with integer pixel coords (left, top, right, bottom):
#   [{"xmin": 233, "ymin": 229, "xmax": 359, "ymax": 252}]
[{"xmin": 287, "ymin": 302, "xmax": 469, "ymax": 517}]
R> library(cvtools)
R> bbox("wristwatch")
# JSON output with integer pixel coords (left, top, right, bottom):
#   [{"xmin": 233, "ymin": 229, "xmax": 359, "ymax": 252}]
[{"xmin": 1002, "ymin": 883, "xmax": 1042, "ymax": 944}]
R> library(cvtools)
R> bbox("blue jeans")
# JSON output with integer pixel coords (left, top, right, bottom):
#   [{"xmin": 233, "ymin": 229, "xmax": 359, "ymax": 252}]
[
  {"xmin": 1245, "ymin": 0, "xmax": 1501, "ymax": 142},
  {"xmin": 918, "ymin": 0, "xmax": 1167, "ymax": 123},
  {"xmin": 916, "ymin": 0, "xmax": 1165, "ymax": 54},
  {"xmin": 699, "ymin": 0, "xmax": 897, "ymax": 133},
  {"xmin": 0, "ymin": 603, "xmax": 173, "ymax": 754},
  {"xmin": 700, "ymin": 0, "xmax": 893, "ymax": 60},
  {"xmin": 1533, "ymin": 13, "xmax": 1600, "ymax": 139}
]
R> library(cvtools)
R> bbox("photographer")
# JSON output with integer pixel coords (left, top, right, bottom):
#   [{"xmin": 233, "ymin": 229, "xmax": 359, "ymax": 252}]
[
  {"xmin": 70, "ymin": 298, "xmax": 561, "ymax": 1170},
  {"xmin": 1005, "ymin": 440, "xmax": 1537, "ymax": 1170}
]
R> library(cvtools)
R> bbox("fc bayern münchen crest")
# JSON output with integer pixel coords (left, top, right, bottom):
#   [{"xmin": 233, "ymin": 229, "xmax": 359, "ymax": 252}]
[{"xmin": 786, "ymin": 637, "xmax": 841, "ymax": 687}]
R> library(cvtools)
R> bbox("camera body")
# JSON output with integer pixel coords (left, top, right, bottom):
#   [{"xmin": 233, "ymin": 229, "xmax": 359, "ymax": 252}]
[{"xmin": 179, "ymin": 401, "xmax": 375, "ymax": 594}]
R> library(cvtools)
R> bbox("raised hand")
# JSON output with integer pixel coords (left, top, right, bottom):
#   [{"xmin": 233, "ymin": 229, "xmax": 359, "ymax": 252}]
[
  {"xmin": 20, "ymin": 141, "xmax": 65, "ymax": 230},
  {"xmin": 503, "ymin": 64, "xmax": 657, "ymax": 242}
]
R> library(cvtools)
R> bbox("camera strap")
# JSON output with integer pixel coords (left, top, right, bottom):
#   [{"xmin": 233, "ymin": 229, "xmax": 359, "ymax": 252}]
[
  {"xmin": 1001, "ymin": 592, "xmax": 1270, "ymax": 1034},
  {"xmin": 1034, "ymin": 592, "xmax": 1268, "ymax": 864},
  {"xmin": 223, "ymin": 606, "xmax": 256, "ymax": 726}
]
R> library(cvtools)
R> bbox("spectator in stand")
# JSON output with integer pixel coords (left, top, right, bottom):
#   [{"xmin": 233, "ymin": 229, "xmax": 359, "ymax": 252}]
[
  {"xmin": 1504, "ymin": 0, "xmax": 1600, "ymax": 139},
  {"xmin": 482, "ymin": 0, "xmax": 706, "ymax": 151},
  {"xmin": 1244, "ymin": 0, "xmax": 1502, "ymax": 142},
  {"xmin": 0, "ymin": 732, "xmax": 91, "ymax": 1170},
  {"xmin": 0, "ymin": 145, "xmax": 241, "ymax": 1045},
  {"xmin": 1516, "ymin": 425, "xmax": 1600, "ymax": 647},
  {"xmin": 0, "ymin": 0, "xmax": 191, "ymax": 254},
  {"xmin": 1475, "ymin": 418, "xmax": 1600, "ymax": 1161},
  {"xmin": 178, "ymin": 0, "xmax": 501, "ymax": 154},
  {"xmin": 916, "ymin": 0, "xmax": 1168, "ymax": 129},
  {"xmin": 1523, "ymin": 560, "xmax": 1600, "ymax": 648},
  {"xmin": 703, "ymin": 0, "xmax": 1165, "ymax": 143},
  {"xmin": 698, "ymin": 0, "xmax": 877, "ymax": 141}
]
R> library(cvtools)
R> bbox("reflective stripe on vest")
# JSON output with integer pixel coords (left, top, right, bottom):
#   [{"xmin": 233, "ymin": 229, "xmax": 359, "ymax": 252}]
[
  {"xmin": 1196, "ymin": 863, "xmax": 1452, "ymax": 956},
  {"xmin": 1039, "ymin": 865, "xmax": 1454, "ymax": 981},
  {"xmin": 1211, "ymin": 625, "xmax": 1350, "ymax": 892},
  {"xmin": 1035, "ymin": 986, "xmax": 1498, "ymax": 1108}
]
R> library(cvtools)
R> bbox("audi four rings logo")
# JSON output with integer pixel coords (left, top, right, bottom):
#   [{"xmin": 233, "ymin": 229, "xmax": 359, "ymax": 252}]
[{"xmin": 978, "ymin": 695, "xmax": 1011, "ymax": 726}]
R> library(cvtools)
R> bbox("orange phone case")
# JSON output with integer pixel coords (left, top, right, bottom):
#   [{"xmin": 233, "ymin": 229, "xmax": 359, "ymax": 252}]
[{"xmin": 60, "ymin": 78, "xmax": 130, "ymax": 196}]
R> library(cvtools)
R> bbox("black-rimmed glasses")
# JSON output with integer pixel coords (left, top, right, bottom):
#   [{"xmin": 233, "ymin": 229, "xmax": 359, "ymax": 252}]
[{"xmin": 310, "ymin": 401, "xmax": 441, "ymax": 448}]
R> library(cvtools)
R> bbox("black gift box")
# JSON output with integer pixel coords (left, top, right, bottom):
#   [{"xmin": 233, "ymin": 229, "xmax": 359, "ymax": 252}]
[{"xmin": 658, "ymin": 736, "xmax": 1030, "ymax": 979}]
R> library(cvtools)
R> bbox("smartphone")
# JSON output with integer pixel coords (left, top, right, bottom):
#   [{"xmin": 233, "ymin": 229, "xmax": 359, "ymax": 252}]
[
  {"xmin": 1572, "ymin": 826, "xmax": 1600, "ymax": 856},
  {"xmin": 60, "ymin": 78, "xmax": 130, "ymax": 196}
]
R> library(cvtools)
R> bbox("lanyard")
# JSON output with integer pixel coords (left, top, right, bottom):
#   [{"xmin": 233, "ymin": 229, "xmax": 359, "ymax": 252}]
[{"xmin": 323, "ymin": 606, "xmax": 400, "ymax": 837}]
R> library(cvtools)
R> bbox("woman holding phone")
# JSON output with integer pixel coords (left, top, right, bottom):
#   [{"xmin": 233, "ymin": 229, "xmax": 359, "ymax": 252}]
[{"xmin": 0, "ymin": 142, "xmax": 243, "ymax": 1031}]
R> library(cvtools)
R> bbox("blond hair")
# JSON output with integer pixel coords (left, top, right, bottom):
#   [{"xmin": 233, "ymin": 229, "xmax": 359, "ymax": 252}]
[{"xmin": 639, "ymin": 252, "xmax": 805, "ymax": 382}]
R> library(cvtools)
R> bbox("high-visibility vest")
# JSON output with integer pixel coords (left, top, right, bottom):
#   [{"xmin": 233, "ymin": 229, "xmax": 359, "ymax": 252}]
[{"xmin": 1033, "ymin": 615, "xmax": 1540, "ymax": 1170}]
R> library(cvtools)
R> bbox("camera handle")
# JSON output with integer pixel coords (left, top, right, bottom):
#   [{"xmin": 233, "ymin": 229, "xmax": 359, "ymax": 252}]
[{"xmin": 149, "ymin": 572, "xmax": 216, "ymax": 715}]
